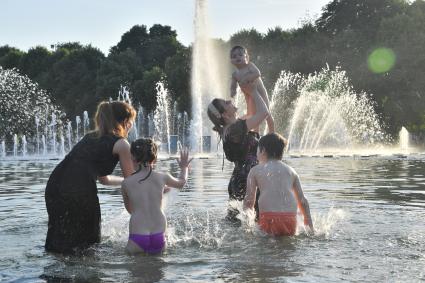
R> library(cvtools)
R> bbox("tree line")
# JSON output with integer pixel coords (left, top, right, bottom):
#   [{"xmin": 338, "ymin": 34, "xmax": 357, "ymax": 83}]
[{"xmin": 1, "ymin": 0, "xmax": 425, "ymax": 138}]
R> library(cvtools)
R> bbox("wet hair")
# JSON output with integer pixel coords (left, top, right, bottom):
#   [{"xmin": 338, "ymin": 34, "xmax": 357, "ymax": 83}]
[
  {"xmin": 207, "ymin": 98, "xmax": 226, "ymax": 136},
  {"xmin": 130, "ymin": 138, "xmax": 158, "ymax": 168},
  {"xmin": 230, "ymin": 45, "xmax": 248, "ymax": 57},
  {"xmin": 94, "ymin": 101, "xmax": 136, "ymax": 138},
  {"xmin": 258, "ymin": 133, "xmax": 288, "ymax": 160}
]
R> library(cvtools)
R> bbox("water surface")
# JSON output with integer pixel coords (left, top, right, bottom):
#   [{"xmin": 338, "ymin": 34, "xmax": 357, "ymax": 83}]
[{"xmin": 1, "ymin": 155, "xmax": 425, "ymax": 282}]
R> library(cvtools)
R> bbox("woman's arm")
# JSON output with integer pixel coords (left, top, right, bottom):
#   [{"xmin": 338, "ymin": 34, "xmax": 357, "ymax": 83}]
[
  {"xmin": 113, "ymin": 139, "xmax": 135, "ymax": 177},
  {"xmin": 121, "ymin": 181, "xmax": 132, "ymax": 214},
  {"xmin": 98, "ymin": 138, "xmax": 135, "ymax": 186},
  {"xmin": 243, "ymin": 168, "xmax": 258, "ymax": 210},
  {"xmin": 243, "ymin": 84, "xmax": 269, "ymax": 131}
]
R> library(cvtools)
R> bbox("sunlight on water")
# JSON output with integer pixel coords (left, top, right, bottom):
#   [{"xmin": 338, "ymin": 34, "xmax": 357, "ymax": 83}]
[{"xmin": 2, "ymin": 158, "xmax": 425, "ymax": 282}]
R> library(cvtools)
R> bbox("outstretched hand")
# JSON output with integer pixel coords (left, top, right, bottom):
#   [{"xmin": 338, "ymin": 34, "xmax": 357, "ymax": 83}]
[{"xmin": 177, "ymin": 147, "xmax": 193, "ymax": 168}]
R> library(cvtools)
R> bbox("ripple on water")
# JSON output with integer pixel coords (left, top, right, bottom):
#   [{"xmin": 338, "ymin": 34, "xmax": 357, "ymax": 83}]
[{"xmin": 1, "ymin": 157, "xmax": 425, "ymax": 282}]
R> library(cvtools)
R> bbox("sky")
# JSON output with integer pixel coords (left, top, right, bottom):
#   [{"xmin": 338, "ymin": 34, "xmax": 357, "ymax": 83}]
[{"xmin": 1, "ymin": 0, "xmax": 331, "ymax": 55}]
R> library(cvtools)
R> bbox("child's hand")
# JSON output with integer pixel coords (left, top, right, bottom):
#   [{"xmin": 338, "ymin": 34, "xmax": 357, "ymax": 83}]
[
  {"xmin": 164, "ymin": 186, "xmax": 171, "ymax": 193},
  {"xmin": 177, "ymin": 147, "xmax": 193, "ymax": 168}
]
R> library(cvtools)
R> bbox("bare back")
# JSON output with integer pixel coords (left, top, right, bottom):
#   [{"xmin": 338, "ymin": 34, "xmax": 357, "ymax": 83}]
[
  {"xmin": 251, "ymin": 160, "xmax": 298, "ymax": 213},
  {"xmin": 122, "ymin": 170, "xmax": 168, "ymax": 235}
]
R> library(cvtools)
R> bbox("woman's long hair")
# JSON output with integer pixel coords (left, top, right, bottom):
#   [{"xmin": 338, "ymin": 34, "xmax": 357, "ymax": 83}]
[
  {"xmin": 94, "ymin": 101, "xmax": 136, "ymax": 138},
  {"xmin": 207, "ymin": 98, "xmax": 226, "ymax": 137}
]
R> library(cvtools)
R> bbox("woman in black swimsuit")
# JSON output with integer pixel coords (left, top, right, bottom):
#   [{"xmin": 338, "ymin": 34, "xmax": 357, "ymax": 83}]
[{"xmin": 207, "ymin": 83, "xmax": 272, "ymax": 219}]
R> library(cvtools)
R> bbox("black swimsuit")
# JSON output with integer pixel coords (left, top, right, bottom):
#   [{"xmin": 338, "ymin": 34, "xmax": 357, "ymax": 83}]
[{"xmin": 223, "ymin": 119, "xmax": 259, "ymax": 217}]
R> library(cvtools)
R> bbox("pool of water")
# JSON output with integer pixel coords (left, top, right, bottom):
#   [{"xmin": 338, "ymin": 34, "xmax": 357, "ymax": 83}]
[{"xmin": 1, "ymin": 154, "xmax": 425, "ymax": 282}]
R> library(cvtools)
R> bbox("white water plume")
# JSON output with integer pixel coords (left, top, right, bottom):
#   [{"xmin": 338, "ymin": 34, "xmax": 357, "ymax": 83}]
[
  {"xmin": 270, "ymin": 67, "xmax": 388, "ymax": 153},
  {"xmin": 190, "ymin": 0, "xmax": 229, "ymax": 152}
]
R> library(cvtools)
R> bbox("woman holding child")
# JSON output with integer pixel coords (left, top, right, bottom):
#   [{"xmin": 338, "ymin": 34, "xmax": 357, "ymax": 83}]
[
  {"xmin": 207, "ymin": 81, "xmax": 272, "ymax": 219},
  {"xmin": 44, "ymin": 101, "xmax": 136, "ymax": 254}
]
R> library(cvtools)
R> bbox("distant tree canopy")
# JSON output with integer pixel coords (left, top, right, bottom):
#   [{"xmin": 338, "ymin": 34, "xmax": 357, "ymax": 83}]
[
  {"xmin": 0, "ymin": 24, "xmax": 189, "ymax": 120},
  {"xmin": 1, "ymin": 0, "xmax": 425, "ymax": 137}
]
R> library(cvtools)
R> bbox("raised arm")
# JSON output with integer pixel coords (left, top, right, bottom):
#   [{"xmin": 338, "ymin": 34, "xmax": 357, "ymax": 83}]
[
  {"xmin": 243, "ymin": 168, "xmax": 258, "ymax": 210},
  {"xmin": 165, "ymin": 147, "xmax": 192, "ymax": 189},
  {"xmin": 243, "ymin": 85, "xmax": 269, "ymax": 131},
  {"xmin": 98, "ymin": 138, "xmax": 135, "ymax": 186},
  {"xmin": 292, "ymin": 174, "xmax": 314, "ymax": 233}
]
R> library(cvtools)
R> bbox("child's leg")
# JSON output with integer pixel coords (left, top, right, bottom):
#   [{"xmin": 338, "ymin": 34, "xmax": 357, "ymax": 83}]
[{"xmin": 244, "ymin": 93, "xmax": 259, "ymax": 133}]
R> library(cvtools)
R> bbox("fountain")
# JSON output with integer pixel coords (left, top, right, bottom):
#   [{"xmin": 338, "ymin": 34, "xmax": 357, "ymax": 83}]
[
  {"xmin": 83, "ymin": 111, "xmax": 89, "ymax": 136},
  {"xmin": 75, "ymin": 116, "xmax": 81, "ymax": 142},
  {"xmin": 399, "ymin": 126, "xmax": 410, "ymax": 150},
  {"xmin": 1, "ymin": 141, "xmax": 5, "ymax": 158},
  {"xmin": 270, "ymin": 66, "xmax": 389, "ymax": 155},
  {"xmin": 0, "ymin": 66, "xmax": 63, "ymax": 158},
  {"xmin": 190, "ymin": 0, "xmax": 229, "ymax": 153},
  {"xmin": 153, "ymin": 82, "xmax": 171, "ymax": 154}
]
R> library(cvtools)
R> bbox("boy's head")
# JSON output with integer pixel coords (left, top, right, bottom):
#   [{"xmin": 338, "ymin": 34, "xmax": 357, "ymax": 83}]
[
  {"xmin": 230, "ymin": 45, "xmax": 249, "ymax": 66},
  {"xmin": 258, "ymin": 133, "xmax": 288, "ymax": 161},
  {"xmin": 130, "ymin": 138, "xmax": 158, "ymax": 167}
]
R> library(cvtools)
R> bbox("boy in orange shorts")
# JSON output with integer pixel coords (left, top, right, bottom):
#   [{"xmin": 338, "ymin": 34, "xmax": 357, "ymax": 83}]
[{"xmin": 243, "ymin": 133, "xmax": 314, "ymax": 236}]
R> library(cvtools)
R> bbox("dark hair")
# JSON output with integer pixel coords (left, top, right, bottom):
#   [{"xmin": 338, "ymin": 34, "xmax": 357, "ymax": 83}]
[
  {"xmin": 258, "ymin": 133, "xmax": 288, "ymax": 160},
  {"xmin": 95, "ymin": 101, "xmax": 136, "ymax": 138},
  {"xmin": 230, "ymin": 45, "xmax": 248, "ymax": 57},
  {"xmin": 207, "ymin": 98, "xmax": 226, "ymax": 136},
  {"xmin": 130, "ymin": 138, "xmax": 158, "ymax": 167}
]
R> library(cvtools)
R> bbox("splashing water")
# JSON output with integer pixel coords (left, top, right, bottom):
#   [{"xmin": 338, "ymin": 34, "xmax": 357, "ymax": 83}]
[
  {"xmin": 0, "ymin": 67, "xmax": 62, "ymax": 150},
  {"xmin": 311, "ymin": 207, "xmax": 347, "ymax": 239},
  {"xmin": 270, "ymin": 67, "xmax": 388, "ymax": 153}
]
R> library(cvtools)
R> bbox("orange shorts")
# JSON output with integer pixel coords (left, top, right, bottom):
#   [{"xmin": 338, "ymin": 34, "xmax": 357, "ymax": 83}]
[{"xmin": 259, "ymin": 212, "xmax": 297, "ymax": 236}]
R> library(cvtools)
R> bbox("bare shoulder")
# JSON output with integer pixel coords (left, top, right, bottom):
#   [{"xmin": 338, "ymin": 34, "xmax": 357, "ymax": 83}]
[
  {"xmin": 152, "ymin": 171, "xmax": 169, "ymax": 182},
  {"xmin": 282, "ymin": 162, "xmax": 298, "ymax": 176},
  {"xmin": 121, "ymin": 176, "xmax": 131, "ymax": 189},
  {"xmin": 122, "ymin": 174, "xmax": 136, "ymax": 185},
  {"xmin": 250, "ymin": 164, "xmax": 262, "ymax": 175},
  {"xmin": 113, "ymin": 138, "xmax": 130, "ymax": 152}
]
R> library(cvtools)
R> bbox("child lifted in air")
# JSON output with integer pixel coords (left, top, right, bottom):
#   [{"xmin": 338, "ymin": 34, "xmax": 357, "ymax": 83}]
[
  {"xmin": 243, "ymin": 133, "xmax": 314, "ymax": 236},
  {"xmin": 121, "ymin": 138, "xmax": 192, "ymax": 254},
  {"xmin": 230, "ymin": 45, "xmax": 274, "ymax": 133}
]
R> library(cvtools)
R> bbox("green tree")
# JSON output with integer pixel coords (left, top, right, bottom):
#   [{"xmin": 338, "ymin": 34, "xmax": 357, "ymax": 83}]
[
  {"xmin": 48, "ymin": 43, "xmax": 105, "ymax": 118},
  {"xmin": 19, "ymin": 46, "xmax": 52, "ymax": 86},
  {"xmin": 164, "ymin": 48, "xmax": 191, "ymax": 113},
  {"xmin": 133, "ymin": 66, "xmax": 166, "ymax": 113},
  {"xmin": 0, "ymin": 45, "xmax": 24, "ymax": 69},
  {"xmin": 96, "ymin": 49, "xmax": 144, "ymax": 102}
]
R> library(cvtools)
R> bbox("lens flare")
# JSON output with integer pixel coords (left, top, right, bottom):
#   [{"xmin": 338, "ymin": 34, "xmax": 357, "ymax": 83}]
[{"xmin": 368, "ymin": 48, "xmax": 396, "ymax": 73}]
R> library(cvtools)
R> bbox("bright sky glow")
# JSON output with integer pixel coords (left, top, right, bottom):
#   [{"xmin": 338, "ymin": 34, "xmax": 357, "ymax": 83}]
[{"xmin": 1, "ymin": 0, "xmax": 331, "ymax": 54}]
